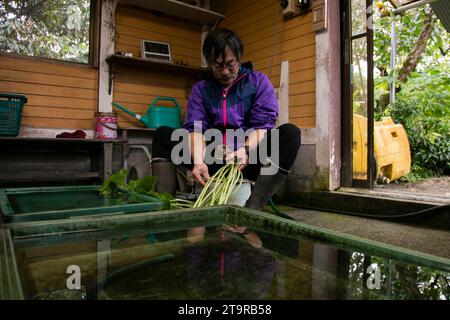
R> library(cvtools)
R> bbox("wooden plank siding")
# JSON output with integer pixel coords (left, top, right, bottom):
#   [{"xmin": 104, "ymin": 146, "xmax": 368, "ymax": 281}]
[
  {"xmin": 0, "ymin": 1, "xmax": 315, "ymax": 130},
  {"xmin": 113, "ymin": 5, "xmax": 202, "ymax": 128},
  {"xmin": 0, "ymin": 54, "xmax": 98, "ymax": 129},
  {"xmin": 215, "ymin": 0, "xmax": 316, "ymax": 128}
]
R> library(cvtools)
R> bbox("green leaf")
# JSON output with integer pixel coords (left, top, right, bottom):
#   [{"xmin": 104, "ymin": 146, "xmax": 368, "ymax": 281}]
[
  {"xmin": 127, "ymin": 175, "xmax": 158, "ymax": 195},
  {"xmin": 99, "ymin": 169, "xmax": 128, "ymax": 196}
]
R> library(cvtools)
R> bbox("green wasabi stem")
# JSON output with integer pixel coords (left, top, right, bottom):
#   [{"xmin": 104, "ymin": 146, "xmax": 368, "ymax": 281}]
[
  {"xmin": 193, "ymin": 163, "xmax": 243, "ymax": 208},
  {"xmin": 222, "ymin": 165, "xmax": 242, "ymax": 204},
  {"xmin": 193, "ymin": 165, "xmax": 228, "ymax": 207},
  {"xmin": 169, "ymin": 198, "xmax": 194, "ymax": 209},
  {"xmin": 198, "ymin": 167, "xmax": 226, "ymax": 207},
  {"xmin": 218, "ymin": 164, "xmax": 239, "ymax": 204},
  {"xmin": 209, "ymin": 165, "xmax": 230, "ymax": 205}
]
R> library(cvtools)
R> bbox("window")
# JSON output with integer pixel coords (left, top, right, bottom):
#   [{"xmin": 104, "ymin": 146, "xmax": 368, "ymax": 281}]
[{"xmin": 0, "ymin": 0, "xmax": 92, "ymax": 64}]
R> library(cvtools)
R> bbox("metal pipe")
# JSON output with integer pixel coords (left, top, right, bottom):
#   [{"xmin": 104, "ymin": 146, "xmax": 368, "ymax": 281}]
[
  {"xmin": 389, "ymin": 0, "xmax": 437, "ymax": 104},
  {"xmin": 390, "ymin": 14, "xmax": 397, "ymax": 104},
  {"xmin": 130, "ymin": 145, "xmax": 152, "ymax": 163},
  {"xmin": 392, "ymin": 0, "xmax": 438, "ymax": 14}
]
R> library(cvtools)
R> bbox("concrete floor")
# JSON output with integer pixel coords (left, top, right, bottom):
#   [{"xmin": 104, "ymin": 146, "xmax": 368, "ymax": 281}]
[{"xmin": 267, "ymin": 205, "xmax": 450, "ymax": 260}]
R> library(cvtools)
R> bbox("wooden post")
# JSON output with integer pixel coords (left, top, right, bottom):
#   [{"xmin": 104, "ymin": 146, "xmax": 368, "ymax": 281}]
[
  {"xmin": 103, "ymin": 142, "xmax": 113, "ymax": 181},
  {"xmin": 200, "ymin": 0, "xmax": 211, "ymax": 68},
  {"xmin": 276, "ymin": 60, "xmax": 289, "ymax": 127},
  {"xmin": 98, "ymin": 0, "xmax": 117, "ymax": 112}
]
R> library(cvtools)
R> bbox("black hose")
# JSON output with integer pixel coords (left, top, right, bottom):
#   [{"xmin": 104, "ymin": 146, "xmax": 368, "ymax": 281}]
[
  {"xmin": 347, "ymin": 203, "xmax": 450, "ymax": 220},
  {"xmin": 268, "ymin": 197, "xmax": 294, "ymax": 220},
  {"xmin": 86, "ymin": 253, "xmax": 175, "ymax": 299},
  {"xmin": 269, "ymin": 197, "xmax": 450, "ymax": 222}
]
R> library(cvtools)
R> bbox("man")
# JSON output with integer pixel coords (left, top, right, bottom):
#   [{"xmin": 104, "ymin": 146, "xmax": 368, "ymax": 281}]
[{"xmin": 151, "ymin": 28, "xmax": 301, "ymax": 211}]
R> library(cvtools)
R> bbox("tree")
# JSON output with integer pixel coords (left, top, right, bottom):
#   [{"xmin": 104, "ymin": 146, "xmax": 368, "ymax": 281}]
[
  {"xmin": 397, "ymin": 10, "xmax": 435, "ymax": 83},
  {"xmin": 374, "ymin": 3, "xmax": 449, "ymax": 109},
  {"xmin": 0, "ymin": 0, "xmax": 91, "ymax": 63},
  {"xmin": 374, "ymin": 2, "xmax": 450, "ymax": 177}
]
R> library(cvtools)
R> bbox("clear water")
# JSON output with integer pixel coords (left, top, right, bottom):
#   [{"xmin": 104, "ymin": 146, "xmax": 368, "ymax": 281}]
[
  {"xmin": 14, "ymin": 224, "xmax": 450, "ymax": 300},
  {"xmin": 9, "ymin": 191, "xmax": 145, "ymax": 214}
]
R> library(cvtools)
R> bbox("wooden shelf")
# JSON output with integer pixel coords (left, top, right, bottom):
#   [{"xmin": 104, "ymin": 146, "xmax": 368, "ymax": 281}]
[
  {"xmin": 107, "ymin": 55, "xmax": 204, "ymax": 76},
  {"xmin": 0, "ymin": 137, "xmax": 126, "ymax": 186},
  {"xmin": 0, "ymin": 172, "xmax": 100, "ymax": 183},
  {"xmin": 119, "ymin": 0, "xmax": 225, "ymax": 24},
  {"xmin": 106, "ymin": 54, "xmax": 206, "ymax": 94},
  {"xmin": 0, "ymin": 136, "xmax": 127, "ymax": 144}
]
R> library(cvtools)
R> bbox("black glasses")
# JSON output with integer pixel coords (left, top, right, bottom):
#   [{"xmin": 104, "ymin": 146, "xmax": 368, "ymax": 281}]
[{"xmin": 210, "ymin": 60, "xmax": 239, "ymax": 71}]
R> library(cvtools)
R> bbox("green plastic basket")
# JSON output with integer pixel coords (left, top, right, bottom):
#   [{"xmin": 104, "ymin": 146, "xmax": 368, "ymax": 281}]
[{"xmin": 0, "ymin": 93, "xmax": 27, "ymax": 136}]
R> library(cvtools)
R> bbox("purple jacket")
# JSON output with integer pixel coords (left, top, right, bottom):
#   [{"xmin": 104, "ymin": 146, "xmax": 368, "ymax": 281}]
[{"xmin": 183, "ymin": 62, "xmax": 278, "ymax": 134}]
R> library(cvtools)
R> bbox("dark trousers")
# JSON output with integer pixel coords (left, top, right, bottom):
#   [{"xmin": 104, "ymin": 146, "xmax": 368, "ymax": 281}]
[{"xmin": 151, "ymin": 123, "xmax": 301, "ymax": 181}]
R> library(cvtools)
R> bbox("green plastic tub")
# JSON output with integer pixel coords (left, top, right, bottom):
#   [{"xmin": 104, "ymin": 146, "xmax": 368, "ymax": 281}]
[
  {"xmin": 2, "ymin": 206, "xmax": 449, "ymax": 300},
  {"xmin": 0, "ymin": 185, "xmax": 164, "ymax": 223}
]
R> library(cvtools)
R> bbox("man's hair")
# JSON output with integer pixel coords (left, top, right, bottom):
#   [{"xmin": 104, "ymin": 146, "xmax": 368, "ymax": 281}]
[{"xmin": 202, "ymin": 28, "xmax": 243, "ymax": 65}]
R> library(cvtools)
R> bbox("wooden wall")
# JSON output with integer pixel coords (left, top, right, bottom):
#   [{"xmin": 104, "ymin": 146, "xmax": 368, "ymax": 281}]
[
  {"xmin": 0, "ymin": 4, "xmax": 202, "ymax": 131},
  {"xmin": 113, "ymin": 5, "xmax": 202, "ymax": 128},
  {"xmin": 0, "ymin": 54, "xmax": 98, "ymax": 129},
  {"xmin": 0, "ymin": 1, "xmax": 315, "ymax": 130},
  {"xmin": 214, "ymin": 0, "xmax": 316, "ymax": 128}
]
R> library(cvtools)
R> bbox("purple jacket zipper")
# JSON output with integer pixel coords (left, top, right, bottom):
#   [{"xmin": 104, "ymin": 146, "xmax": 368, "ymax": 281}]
[{"xmin": 222, "ymin": 74, "xmax": 246, "ymax": 145}]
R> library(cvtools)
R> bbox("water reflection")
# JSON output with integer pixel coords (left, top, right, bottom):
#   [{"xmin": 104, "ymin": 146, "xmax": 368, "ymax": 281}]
[
  {"xmin": 14, "ymin": 223, "xmax": 450, "ymax": 300},
  {"xmin": 347, "ymin": 252, "xmax": 450, "ymax": 300},
  {"xmin": 183, "ymin": 225, "xmax": 276, "ymax": 299}
]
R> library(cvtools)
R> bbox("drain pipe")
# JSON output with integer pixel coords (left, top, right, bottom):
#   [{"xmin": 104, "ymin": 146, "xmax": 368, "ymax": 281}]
[
  {"xmin": 389, "ymin": 14, "xmax": 397, "ymax": 104},
  {"xmin": 389, "ymin": 0, "xmax": 438, "ymax": 104}
]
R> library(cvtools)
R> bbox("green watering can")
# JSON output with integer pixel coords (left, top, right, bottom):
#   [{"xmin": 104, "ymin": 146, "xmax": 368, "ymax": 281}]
[{"xmin": 112, "ymin": 96, "xmax": 181, "ymax": 129}]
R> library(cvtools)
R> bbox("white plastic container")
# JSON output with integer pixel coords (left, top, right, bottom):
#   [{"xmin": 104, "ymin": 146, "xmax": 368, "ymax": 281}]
[
  {"xmin": 202, "ymin": 180, "xmax": 252, "ymax": 207},
  {"xmin": 226, "ymin": 181, "xmax": 252, "ymax": 206}
]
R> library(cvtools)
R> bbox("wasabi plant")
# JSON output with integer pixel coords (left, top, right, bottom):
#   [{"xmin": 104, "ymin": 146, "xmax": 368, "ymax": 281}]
[
  {"xmin": 99, "ymin": 169, "xmax": 193, "ymax": 210},
  {"xmin": 100, "ymin": 163, "xmax": 244, "ymax": 210},
  {"xmin": 193, "ymin": 163, "xmax": 243, "ymax": 208}
]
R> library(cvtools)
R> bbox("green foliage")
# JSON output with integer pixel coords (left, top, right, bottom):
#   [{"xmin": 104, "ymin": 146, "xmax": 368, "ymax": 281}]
[
  {"xmin": 126, "ymin": 176, "xmax": 158, "ymax": 195},
  {"xmin": 373, "ymin": 3, "xmax": 450, "ymax": 179},
  {"xmin": 348, "ymin": 253, "xmax": 450, "ymax": 300},
  {"xmin": 374, "ymin": 76, "xmax": 390, "ymax": 120},
  {"xmin": 99, "ymin": 169, "xmax": 193, "ymax": 210},
  {"xmin": 99, "ymin": 169, "xmax": 128, "ymax": 197},
  {"xmin": 371, "ymin": 256, "xmax": 450, "ymax": 300},
  {"xmin": 0, "ymin": 0, "xmax": 91, "ymax": 63},
  {"xmin": 384, "ymin": 68, "xmax": 450, "ymax": 177},
  {"xmin": 400, "ymin": 164, "xmax": 435, "ymax": 183},
  {"xmin": 374, "ymin": 3, "xmax": 450, "ymax": 78}
]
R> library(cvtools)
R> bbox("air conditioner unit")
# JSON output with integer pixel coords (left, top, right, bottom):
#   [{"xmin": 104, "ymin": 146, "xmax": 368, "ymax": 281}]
[{"xmin": 141, "ymin": 40, "xmax": 172, "ymax": 62}]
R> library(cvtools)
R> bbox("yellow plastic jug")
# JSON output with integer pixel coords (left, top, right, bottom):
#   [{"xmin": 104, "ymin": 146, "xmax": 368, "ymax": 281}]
[{"xmin": 352, "ymin": 115, "xmax": 411, "ymax": 183}]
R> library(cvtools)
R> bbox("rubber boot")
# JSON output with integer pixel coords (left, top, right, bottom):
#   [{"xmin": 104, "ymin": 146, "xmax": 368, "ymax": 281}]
[
  {"xmin": 245, "ymin": 172, "xmax": 287, "ymax": 211},
  {"xmin": 151, "ymin": 158, "xmax": 177, "ymax": 195}
]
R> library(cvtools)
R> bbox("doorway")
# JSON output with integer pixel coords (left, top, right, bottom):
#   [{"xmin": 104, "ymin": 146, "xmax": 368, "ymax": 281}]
[{"xmin": 341, "ymin": 0, "xmax": 375, "ymax": 188}]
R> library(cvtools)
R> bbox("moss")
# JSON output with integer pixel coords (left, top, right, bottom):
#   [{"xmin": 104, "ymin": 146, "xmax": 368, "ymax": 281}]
[{"xmin": 314, "ymin": 167, "xmax": 330, "ymax": 190}]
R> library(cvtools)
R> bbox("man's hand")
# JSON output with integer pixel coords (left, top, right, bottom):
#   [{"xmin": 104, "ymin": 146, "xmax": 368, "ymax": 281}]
[
  {"xmin": 225, "ymin": 147, "xmax": 249, "ymax": 171},
  {"xmin": 192, "ymin": 163, "xmax": 210, "ymax": 187}
]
